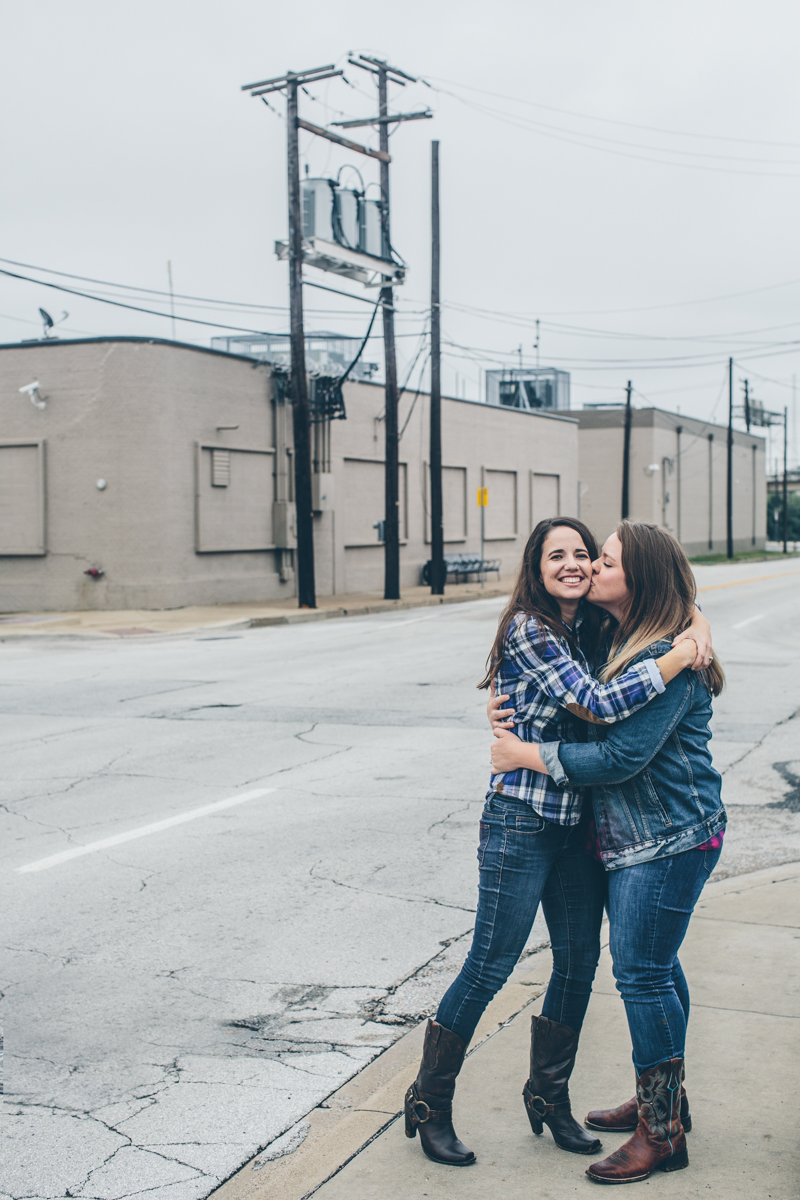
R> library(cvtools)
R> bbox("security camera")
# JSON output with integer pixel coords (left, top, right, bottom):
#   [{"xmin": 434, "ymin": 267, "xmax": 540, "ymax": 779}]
[
  {"xmin": 19, "ymin": 381, "xmax": 46, "ymax": 409},
  {"xmin": 644, "ymin": 462, "xmax": 660, "ymax": 476}
]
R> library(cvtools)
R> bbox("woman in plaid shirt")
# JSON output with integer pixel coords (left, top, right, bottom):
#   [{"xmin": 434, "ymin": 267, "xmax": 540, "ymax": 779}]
[{"xmin": 404, "ymin": 517, "xmax": 710, "ymax": 1167}]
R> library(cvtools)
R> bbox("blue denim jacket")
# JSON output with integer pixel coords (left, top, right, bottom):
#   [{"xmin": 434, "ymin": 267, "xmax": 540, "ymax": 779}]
[{"xmin": 539, "ymin": 641, "xmax": 726, "ymax": 870}]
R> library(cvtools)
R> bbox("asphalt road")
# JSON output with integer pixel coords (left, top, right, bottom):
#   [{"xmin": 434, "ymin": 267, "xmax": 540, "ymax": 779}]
[{"xmin": 3, "ymin": 559, "xmax": 799, "ymax": 1200}]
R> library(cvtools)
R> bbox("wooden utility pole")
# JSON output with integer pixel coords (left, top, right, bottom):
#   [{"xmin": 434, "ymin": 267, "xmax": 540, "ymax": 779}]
[
  {"xmin": 245, "ymin": 58, "xmax": 428, "ymax": 605},
  {"xmin": 429, "ymin": 140, "xmax": 444, "ymax": 594},
  {"xmin": 621, "ymin": 380, "xmax": 632, "ymax": 519},
  {"xmin": 726, "ymin": 356, "xmax": 734, "ymax": 560},
  {"xmin": 348, "ymin": 55, "xmax": 431, "ymax": 601},
  {"xmin": 743, "ymin": 379, "xmax": 751, "ymax": 431},
  {"xmin": 376, "ymin": 64, "xmax": 401, "ymax": 600},
  {"xmin": 242, "ymin": 63, "xmax": 345, "ymax": 608},
  {"xmin": 286, "ymin": 77, "xmax": 316, "ymax": 607}
]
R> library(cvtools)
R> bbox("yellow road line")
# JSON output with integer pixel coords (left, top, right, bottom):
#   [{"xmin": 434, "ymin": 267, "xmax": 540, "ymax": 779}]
[{"xmin": 698, "ymin": 569, "xmax": 800, "ymax": 592}]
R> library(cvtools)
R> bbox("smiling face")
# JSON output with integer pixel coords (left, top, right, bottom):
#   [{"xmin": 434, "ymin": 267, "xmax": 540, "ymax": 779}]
[
  {"xmin": 588, "ymin": 532, "xmax": 631, "ymax": 618},
  {"xmin": 539, "ymin": 526, "xmax": 593, "ymax": 616}
]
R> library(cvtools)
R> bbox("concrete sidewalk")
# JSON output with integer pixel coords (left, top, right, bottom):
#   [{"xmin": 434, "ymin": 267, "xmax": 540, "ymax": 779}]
[
  {"xmin": 213, "ymin": 862, "xmax": 799, "ymax": 1200},
  {"xmin": 0, "ymin": 580, "xmax": 510, "ymax": 639}
]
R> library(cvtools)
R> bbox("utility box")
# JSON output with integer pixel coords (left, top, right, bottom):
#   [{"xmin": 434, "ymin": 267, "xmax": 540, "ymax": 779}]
[
  {"xmin": 272, "ymin": 500, "xmax": 297, "ymax": 549},
  {"xmin": 312, "ymin": 473, "xmax": 335, "ymax": 513}
]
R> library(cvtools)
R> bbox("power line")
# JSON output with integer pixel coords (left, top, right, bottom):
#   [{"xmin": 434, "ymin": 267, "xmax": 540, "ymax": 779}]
[
  {"xmin": 0, "ymin": 256, "xmax": 292, "ymax": 313},
  {"xmin": 424, "ymin": 75, "xmax": 800, "ymax": 150},
  {"xmin": 426, "ymin": 80, "xmax": 800, "ymax": 175},
  {"xmin": 444, "ymin": 277, "xmax": 800, "ymax": 319},
  {"xmin": 0, "ymin": 267, "xmax": 286, "ymax": 336}
]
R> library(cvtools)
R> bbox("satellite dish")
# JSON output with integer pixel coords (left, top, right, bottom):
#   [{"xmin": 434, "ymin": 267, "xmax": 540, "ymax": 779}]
[{"xmin": 38, "ymin": 308, "xmax": 68, "ymax": 339}]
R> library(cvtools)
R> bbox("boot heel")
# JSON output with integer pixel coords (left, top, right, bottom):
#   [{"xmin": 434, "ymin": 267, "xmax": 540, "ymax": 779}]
[
  {"xmin": 526, "ymin": 1109, "xmax": 544, "ymax": 1136},
  {"xmin": 661, "ymin": 1147, "xmax": 689, "ymax": 1172},
  {"xmin": 522, "ymin": 1082, "xmax": 543, "ymax": 1135},
  {"xmin": 404, "ymin": 1089, "xmax": 417, "ymax": 1139}
]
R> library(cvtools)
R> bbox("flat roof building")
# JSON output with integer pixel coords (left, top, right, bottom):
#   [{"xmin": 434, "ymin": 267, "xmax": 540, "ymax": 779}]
[
  {"xmin": 577, "ymin": 405, "xmax": 766, "ymax": 555},
  {"xmin": 0, "ymin": 337, "xmax": 579, "ymax": 612}
]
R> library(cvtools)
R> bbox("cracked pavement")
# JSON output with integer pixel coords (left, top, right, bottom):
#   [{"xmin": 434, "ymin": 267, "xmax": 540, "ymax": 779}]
[{"xmin": 2, "ymin": 563, "xmax": 799, "ymax": 1199}]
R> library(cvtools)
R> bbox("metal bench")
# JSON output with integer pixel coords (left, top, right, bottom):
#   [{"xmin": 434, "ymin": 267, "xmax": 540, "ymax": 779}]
[{"xmin": 421, "ymin": 553, "xmax": 502, "ymax": 585}]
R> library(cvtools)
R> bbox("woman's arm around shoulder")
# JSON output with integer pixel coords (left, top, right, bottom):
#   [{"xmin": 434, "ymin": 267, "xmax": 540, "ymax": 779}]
[{"xmin": 507, "ymin": 614, "xmax": 695, "ymax": 723}]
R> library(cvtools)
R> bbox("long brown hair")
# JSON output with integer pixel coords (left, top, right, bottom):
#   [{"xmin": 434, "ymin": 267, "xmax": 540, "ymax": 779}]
[
  {"xmin": 478, "ymin": 517, "xmax": 604, "ymax": 690},
  {"xmin": 600, "ymin": 520, "xmax": 725, "ymax": 696}
]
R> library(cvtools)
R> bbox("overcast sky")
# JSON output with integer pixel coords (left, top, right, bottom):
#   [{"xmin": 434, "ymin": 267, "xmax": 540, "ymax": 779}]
[{"xmin": 3, "ymin": 0, "xmax": 799, "ymax": 467}]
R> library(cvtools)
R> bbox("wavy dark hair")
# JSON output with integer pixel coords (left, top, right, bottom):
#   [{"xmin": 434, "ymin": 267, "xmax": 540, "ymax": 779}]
[{"xmin": 478, "ymin": 516, "xmax": 604, "ymax": 690}]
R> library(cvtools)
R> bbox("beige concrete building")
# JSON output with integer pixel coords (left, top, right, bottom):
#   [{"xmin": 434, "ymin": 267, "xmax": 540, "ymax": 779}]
[
  {"xmin": 0, "ymin": 337, "xmax": 579, "ymax": 612},
  {"xmin": 577, "ymin": 406, "xmax": 766, "ymax": 555}
]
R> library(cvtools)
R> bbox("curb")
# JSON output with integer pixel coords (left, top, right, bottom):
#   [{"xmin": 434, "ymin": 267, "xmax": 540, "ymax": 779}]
[
  {"xmin": 248, "ymin": 588, "xmax": 509, "ymax": 628},
  {"xmin": 0, "ymin": 588, "xmax": 509, "ymax": 641}
]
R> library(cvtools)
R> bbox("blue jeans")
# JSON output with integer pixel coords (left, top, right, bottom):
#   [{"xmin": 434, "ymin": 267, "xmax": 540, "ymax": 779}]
[
  {"xmin": 437, "ymin": 794, "xmax": 606, "ymax": 1046},
  {"xmin": 607, "ymin": 845, "xmax": 722, "ymax": 1073}
]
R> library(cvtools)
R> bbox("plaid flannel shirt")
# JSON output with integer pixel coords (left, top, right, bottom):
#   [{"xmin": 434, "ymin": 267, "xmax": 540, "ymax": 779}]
[{"xmin": 489, "ymin": 612, "xmax": 665, "ymax": 825}]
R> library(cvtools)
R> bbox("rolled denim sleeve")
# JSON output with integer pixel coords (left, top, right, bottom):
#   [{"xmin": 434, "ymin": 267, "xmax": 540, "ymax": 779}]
[
  {"xmin": 552, "ymin": 674, "xmax": 693, "ymax": 785},
  {"xmin": 642, "ymin": 657, "xmax": 666, "ymax": 694},
  {"xmin": 539, "ymin": 741, "xmax": 569, "ymax": 786}
]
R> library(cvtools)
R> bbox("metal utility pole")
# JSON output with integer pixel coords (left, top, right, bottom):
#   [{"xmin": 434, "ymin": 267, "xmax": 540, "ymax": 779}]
[
  {"xmin": 783, "ymin": 405, "xmax": 789, "ymax": 553},
  {"xmin": 708, "ymin": 434, "xmax": 714, "ymax": 551},
  {"xmin": 429, "ymin": 140, "xmax": 444, "ymax": 595},
  {"xmin": 242, "ymin": 63, "xmax": 344, "ymax": 609},
  {"xmin": 726, "ymin": 357, "xmax": 735, "ymax": 559},
  {"xmin": 675, "ymin": 425, "xmax": 683, "ymax": 543},
  {"xmin": 621, "ymin": 380, "xmax": 633, "ymax": 519}
]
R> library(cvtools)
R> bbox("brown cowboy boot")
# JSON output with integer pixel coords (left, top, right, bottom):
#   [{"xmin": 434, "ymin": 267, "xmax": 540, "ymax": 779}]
[
  {"xmin": 522, "ymin": 1015, "xmax": 602, "ymax": 1155},
  {"xmin": 404, "ymin": 1020, "xmax": 475, "ymax": 1166},
  {"xmin": 585, "ymin": 1056, "xmax": 689, "ymax": 1184},
  {"xmin": 586, "ymin": 1087, "xmax": 691, "ymax": 1133}
]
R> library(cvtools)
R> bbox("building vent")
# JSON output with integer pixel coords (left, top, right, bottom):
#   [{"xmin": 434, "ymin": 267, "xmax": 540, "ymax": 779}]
[{"xmin": 211, "ymin": 449, "xmax": 231, "ymax": 487}]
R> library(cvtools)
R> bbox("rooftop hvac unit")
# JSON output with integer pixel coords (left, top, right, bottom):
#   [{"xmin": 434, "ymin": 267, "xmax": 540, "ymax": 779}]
[
  {"xmin": 485, "ymin": 368, "xmax": 571, "ymax": 412},
  {"xmin": 210, "ymin": 331, "xmax": 379, "ymax": 384}
]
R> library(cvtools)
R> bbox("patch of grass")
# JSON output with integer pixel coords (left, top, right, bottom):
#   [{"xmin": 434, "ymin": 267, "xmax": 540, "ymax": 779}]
[{"xmin": 689, "ymin": 550, "xmax": 800, "ymax": 565}]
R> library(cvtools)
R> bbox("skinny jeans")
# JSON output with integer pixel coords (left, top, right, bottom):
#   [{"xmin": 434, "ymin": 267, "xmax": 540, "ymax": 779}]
[
  {"xmin": 437, "ymin": 794, "xmax": 606, "ymax": 1045},
  {"xmin": 607, "ymin": 844, "xmax": 722, "ymax": 1073}
]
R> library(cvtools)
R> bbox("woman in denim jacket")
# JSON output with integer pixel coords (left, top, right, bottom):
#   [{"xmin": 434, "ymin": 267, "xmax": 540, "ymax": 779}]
[
  {"xmin": 491, "ymin": 521, "xmax": 725, "ymax": 1185},
  {"xmin": 404, "ymin": 517, "xmax": 710, "ymax": 1170}
]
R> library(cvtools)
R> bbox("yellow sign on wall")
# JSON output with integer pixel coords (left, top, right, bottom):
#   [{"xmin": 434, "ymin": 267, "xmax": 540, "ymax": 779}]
[{"xmin": 476, "ymin": 487, "xmax": 489, "ymax": 507}]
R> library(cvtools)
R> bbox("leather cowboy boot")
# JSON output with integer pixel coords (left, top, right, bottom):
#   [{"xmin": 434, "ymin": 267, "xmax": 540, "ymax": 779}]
[
  {"xmin": 585, "ymin": 1056, "xmax": 689, "ymax": 1184},
  {"xmin": 522, "ymin": 1015, "xmax": 602, "ymax": 1154},
  {"xmin": 404, "ymin": 1020, "xmax": 475, "ymax": 1166},
  {"xmin": 586, "ymin": 1086, "xmax": 691, "ymax": 1133}
]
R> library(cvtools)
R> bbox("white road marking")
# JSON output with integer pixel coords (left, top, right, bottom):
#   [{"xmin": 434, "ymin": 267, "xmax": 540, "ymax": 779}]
[
  {"xmin": 731, "ymin": 613, "xmax": 765, "ymax": 630},
  {"xmin": 370, "ymin": 613, "xmax": 444, "ymax": 631},
  {"xmin": 16, "ymin": 787, "xmax": 276, "ymax": 875}
]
